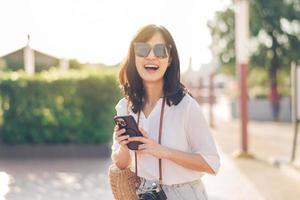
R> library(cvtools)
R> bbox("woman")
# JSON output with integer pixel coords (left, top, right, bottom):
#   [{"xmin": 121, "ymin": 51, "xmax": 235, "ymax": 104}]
[{"xmin": 111, "ymin": 24, "xmax": 220, "ymax": 199}]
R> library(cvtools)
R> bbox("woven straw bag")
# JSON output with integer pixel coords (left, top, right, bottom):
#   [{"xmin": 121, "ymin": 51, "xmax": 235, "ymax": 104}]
[
  {"xmin": 108, "ymin": 100, "xmax": 140, "ymax": 200},
  {"xmin": 108, "ymin": 164, "xmax": 140, "ymax": 200}
]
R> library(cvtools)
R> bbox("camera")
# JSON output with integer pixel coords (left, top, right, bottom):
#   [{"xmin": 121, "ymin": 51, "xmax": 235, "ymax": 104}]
[
  {"xmin": 137, "ymin": 183, "xmax": 167, "ymax": 200},
  {"xmin": 115, "ymin": 118, "xmax": 127, "ymax": 127}
]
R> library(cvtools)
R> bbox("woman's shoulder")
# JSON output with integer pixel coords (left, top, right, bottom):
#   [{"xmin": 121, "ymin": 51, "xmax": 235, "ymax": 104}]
[
  {"xmin": 116, "ymin": 97, "xmax": 128, "ymax": 107},
  {"xmin": 175, "ymin": 93, "xmax": 202, "ymax": 115},
  {"xmin": 179, "ymin": 93, "xmax": 197, "ymax": 107},
  {"xmin": 115, "ymin": 97, "xmax": 129, "ymax": 115}
]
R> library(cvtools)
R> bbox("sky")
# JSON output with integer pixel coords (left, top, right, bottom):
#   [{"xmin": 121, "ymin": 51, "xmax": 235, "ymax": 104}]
[{"xmin": 0, "ymin": 0, "xmax": 230, "ymax": 72}]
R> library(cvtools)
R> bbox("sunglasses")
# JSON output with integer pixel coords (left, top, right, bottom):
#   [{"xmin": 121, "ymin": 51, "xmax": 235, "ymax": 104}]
[{"xmin": 134, "ymin": 42, "xmax": 171, "ymax": 58}]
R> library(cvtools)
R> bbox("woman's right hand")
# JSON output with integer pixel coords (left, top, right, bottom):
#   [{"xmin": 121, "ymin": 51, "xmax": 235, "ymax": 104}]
[
  {"xmin": 113, "ymin": 125, "xmax": 130, "ymax": 149},
  {"xmin": 112, "ymin": 125, "xmax": 131, "ymax": 169}
]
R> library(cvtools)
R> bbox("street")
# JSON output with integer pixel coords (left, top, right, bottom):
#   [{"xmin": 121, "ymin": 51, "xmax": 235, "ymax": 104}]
[{"xmin": 1, "ymin": 98, "xmax": 300, "ymax": 200}]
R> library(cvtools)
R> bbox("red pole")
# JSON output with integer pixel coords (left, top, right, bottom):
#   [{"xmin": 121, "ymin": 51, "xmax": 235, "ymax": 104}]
[
  {"xmin": 233, "ymin": 0, "xmax": 253, "ymax": 158},
  {"xmin": 239, "ymin": 63, "xmax": 248, "ymax": 152}
]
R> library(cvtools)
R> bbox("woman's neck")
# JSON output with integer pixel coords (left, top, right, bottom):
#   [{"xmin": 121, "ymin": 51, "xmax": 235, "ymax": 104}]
[{"xmin": 143, "ymin": 81, "xmax": 164, "ymax": 106}]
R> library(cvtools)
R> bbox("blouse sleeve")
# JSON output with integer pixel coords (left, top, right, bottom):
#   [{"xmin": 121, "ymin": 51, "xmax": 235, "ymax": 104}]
[
  {"xmin": 111, "ymin": 98, "xmax": 128, "ymax": 153},
  {"xmin": 184, "ymin": 98, "xmax": 220, "ymax": 175}
]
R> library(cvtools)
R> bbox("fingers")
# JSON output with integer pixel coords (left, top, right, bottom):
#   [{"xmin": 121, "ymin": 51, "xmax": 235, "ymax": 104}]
[
  {"xmin": 116, "ymin": 134, "xmax": 130, "ymax": 143},
  {"xmin": 113, "ymin": 126, "xmax": 150, "ymax": 150},
  {"xmin": 114, "ymin": 128, "xmax": 126, "ymax": 138},
  {"xmin": 136, "ymin": 145, "xmax": 149, "ymax": 155},
  {"xmin": 138, "ymin": 143, "xmax": 147, "ymax": 150},
  {"xmin": 114, "ymin": 128, "xmax": 130, "ymax": 147},
  {"xmin": 138, "ymin": 127, "xmax": 149, "ymax": 138},
  {"xmin": 114, "ymin": 125, "xmax": 119, "ymax": 131},
  {"xmin": 136, "ymin": 150, "xmax": 146, "ymax": 156},
  {"xmin": 128, "ymin": 136, "xmax": 147, "ymax": 143},
  {"xmin": 119, "ymin": 138, "xmax": 130, "ymax": 146},
  {"xmin": 116, "ymin": 135, "xmax": 129, "ymax": 148}
]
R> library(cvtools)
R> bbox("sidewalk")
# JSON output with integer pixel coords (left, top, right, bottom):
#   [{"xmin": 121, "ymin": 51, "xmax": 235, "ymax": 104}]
[
  {"xmin": 0, "ymin": 158, "xmax": 114, "ymax": 200},
  {"xmin": 0, "ymin": 154, "xmax": 264, "ymax": 200},
  {"xmin": 210, "ymin": 119, "xmax": 300, "ymax": 200},
  {"xmin": 1, "ymin": 103, "xmax": 300, "ymax": 199},
  {"xmin": 203, "ymin": 150, "xmax": 264, "ymax": 200},
  {"xmin": 200, "ymin": 95, "xmax": 300, "ymax": 200}
]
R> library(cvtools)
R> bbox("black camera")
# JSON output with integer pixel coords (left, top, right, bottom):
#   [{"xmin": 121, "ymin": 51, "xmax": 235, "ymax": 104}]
[{"xmin": 138, "ymin": 183, "xmax": 167, "ymax": 200}]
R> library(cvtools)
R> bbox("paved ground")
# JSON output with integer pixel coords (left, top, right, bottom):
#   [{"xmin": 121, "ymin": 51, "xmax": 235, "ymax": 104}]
[
  {"xmin": 0, "ymin": 153, "xmax": 264, "ymax": 200},
  {"xmin": 0, "ymin": 158, "xmax": 113, "ymax": 200},
  {"xmin": 211, "ymin": 120, "xmax": 300, "ymax": 200},
  {"xmin": 1, "ymin": 98, "xmax": 300, "ymax": 200},
  {"xmin": 202, "ymin": 97, "xmax": 300, "ymax": 200}
]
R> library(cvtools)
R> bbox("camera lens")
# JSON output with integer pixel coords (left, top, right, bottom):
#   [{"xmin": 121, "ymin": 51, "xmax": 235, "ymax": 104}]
[
  {"xmin": 139, "ymin": 193, "xmax": 156, "ymax": 200},
  {"xmin": 119, "ymin": 119, "xmax": 126, "ymax": 126},
  {"xmin": 116, "ymin": 118, "xmax": 126, "ymax": 127}
]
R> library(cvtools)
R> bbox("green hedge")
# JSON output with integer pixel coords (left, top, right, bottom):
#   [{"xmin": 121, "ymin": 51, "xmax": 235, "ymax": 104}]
[{"xmin": 0, "ymin": 69, "xmax": 122, "ymax": 144}]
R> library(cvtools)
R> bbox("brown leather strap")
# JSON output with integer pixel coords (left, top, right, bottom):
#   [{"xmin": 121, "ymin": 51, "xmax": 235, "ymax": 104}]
[
  {"xmin": 135, "ymin": 111, "xmax": 141, "ymax": 178},
  {"xmin": 158, "ymin": 97, "xmax": 166, "ymax": 184},
  {"xmin": 135, "ymin": 97, "xmax": 166, "ymax": 184}
]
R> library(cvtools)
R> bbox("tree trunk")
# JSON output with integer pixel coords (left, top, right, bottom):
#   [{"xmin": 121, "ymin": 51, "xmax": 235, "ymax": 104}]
[
  {"xmin": 269, "ymin": 35, "xmax": 280, "ymax": 89},
  {"xmin": 269, "ymin": 38, "xmax": 281, "ymax": 121}
]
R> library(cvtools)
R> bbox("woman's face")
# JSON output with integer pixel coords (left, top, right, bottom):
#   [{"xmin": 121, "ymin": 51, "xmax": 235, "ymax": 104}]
[{"xmin": 135, "ymin": 32, "xmax": 171, "ymax": 84}]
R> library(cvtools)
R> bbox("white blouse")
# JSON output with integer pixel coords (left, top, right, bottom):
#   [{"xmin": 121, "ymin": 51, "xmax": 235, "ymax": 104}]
[{"xmin": 111, "ymin": 94, "xmax": 220, "ymax": 185}]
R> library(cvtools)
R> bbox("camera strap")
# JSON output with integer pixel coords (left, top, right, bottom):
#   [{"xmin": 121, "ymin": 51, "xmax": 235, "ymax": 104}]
[{"xmin": 135, "ymin": 97, "xmax": 166, "ymax": 185}]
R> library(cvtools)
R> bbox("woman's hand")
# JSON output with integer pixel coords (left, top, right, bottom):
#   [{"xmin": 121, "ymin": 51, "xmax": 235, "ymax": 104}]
[
  {"xmin": 112, "ymin": 125, "xmax": 131, "ymax": 169},
  {"xmin": 128, "ymin": 127, "xmax": 170, "ymax": 159},
  {"xmin": 113, "ymin": 125, "xmax": 130, "ymax": 150}
]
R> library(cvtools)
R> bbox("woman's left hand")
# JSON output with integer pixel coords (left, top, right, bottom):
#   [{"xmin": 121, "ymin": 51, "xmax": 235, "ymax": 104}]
[{"xmin": 128, "ymin": 127, "xmax": 169, "ymax": 159}]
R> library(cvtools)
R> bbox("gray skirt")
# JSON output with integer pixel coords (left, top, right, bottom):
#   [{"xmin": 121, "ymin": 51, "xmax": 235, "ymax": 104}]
[{"xmin": 137, "ymin": 178, "xmax": 208, "ymax": 200}]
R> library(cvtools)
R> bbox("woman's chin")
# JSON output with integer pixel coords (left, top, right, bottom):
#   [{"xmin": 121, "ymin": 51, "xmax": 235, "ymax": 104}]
[{"xmin": 141, "ymin": 75, "xmax": 163, "ymax": 84}]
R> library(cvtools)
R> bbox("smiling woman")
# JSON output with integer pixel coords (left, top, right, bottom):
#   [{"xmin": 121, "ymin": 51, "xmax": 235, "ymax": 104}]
[
  {"xmin": 109, "ymin": 24, "xmax": 220, "ymax": 200},
  {"xmin": 118, "ymin": 25, "xmax": 184, "ymax": 114}
]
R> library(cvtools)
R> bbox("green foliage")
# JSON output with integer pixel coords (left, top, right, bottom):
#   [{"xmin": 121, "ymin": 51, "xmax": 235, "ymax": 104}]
[
  {"xmin": 69, "ymin": 59, "xmax": 83, "ymax": 69},
  {"xmin": 222, "ymin": 67, "xmax": 290, "ymax": 99},
  {"xmin": 207, "ymin": 7, "xmax": 236, "ymax": 68},
  {"xmin": 0, "ymin": 59, "xmax": 7, "ymax": 71},
  {"xmin": 208, "ymin": 0, "xmax": 300, "ymax": 89},
  {"xmin": 248, "ymin": 67, "xmax": 269, "ymax": 98},
  {"xmin": 0, "ymin": 68, "xmax": 122, "ymax": 144},
  {"xmin": 249, "ymin": 0, "xmax": 300, "ymax": 70}
]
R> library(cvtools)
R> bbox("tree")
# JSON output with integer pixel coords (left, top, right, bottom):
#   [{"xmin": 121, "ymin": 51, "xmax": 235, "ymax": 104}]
[
  {"xmin": 208, "ymin": 0, "xmax": 300, "ymax": 94},
  {"xmin": 208, "ymin": 7, "xmax": 235, "ymax": 75},
  {"xmin": 69, "ymin": 59, "xmax": 83, "ymax": 70},
  {"xmin": 0, "ymin": 58, "xmax": 7, "ymax": 71}
]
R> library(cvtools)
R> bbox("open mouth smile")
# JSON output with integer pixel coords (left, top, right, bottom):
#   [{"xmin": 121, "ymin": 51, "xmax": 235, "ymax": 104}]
[{"xmin": 144, "ymin": 64, "xmax": 159, "ymax": 71}]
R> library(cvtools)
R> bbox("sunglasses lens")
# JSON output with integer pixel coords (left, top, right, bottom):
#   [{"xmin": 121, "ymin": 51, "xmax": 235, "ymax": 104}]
[
  {"xmin": 134, "ymin": 43, "xmax": 151, "ymax": 57},
  {"xmin": 153, "ymin": 44, "xmax": 168, "ymax": 58},
  {"xmin": 134, "ymin": 43, "xmax": 170, "ymax": 58}
]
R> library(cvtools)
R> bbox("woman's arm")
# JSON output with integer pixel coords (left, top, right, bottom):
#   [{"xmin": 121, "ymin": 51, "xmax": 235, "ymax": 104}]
[
  {"xmin": 111, "ymin": 125, "xmax": 132, "ymax": 169},
  {"xmin": 111, "ymin": 145, "xmax": 131, "ymax": 169},
  {"xmin": 163, "ymin": 147, "xmax": 215, "ymax": 174},
  {"xmin": 128, "ymin": 127, "xmax": 216, "ymax": 174}
]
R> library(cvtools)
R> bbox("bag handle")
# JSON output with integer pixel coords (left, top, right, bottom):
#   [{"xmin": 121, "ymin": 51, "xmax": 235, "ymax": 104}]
[{"xmin": 127, "ymin": 97, "xmax": 166, "ymax": 185}]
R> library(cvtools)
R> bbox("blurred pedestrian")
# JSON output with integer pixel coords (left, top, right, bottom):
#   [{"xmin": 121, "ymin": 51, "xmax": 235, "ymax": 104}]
[{"xmin": 268, "ymin": 82, "xmax": 281, "ymax": 121}]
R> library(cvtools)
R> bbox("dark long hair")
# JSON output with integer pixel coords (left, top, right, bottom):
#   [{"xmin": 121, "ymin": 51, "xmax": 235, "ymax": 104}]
[{"xmin": 118, "ymin": 24, "xmax": 187, "ymax": 113}]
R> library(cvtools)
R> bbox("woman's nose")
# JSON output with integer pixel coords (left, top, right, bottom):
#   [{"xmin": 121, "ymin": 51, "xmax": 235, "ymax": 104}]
[{"xmin": 146, "ymin": 49, "xmax": 156, "ymax": 59}]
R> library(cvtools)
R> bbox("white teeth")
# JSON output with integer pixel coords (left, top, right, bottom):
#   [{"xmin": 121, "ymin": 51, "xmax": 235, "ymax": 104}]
[
  {"xmin": 144, "ymin": 65, "xmax": 158, "ymax": 68},
  {"xmin": 144, "ymin": 65, "xmax": 159, "ymax": 71}
]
